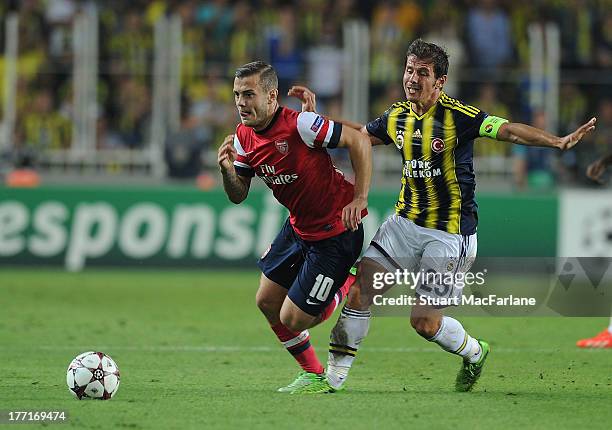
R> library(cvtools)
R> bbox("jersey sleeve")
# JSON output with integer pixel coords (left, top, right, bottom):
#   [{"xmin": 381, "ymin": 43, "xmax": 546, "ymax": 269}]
[
  {"xmin": 296, "ymin": 111, "xmax": 343, "ymax": 149},
  {"xmin": 455, "ymin": 109, "xmax": 488, "ymax": 142},
  {"xmin": 365, "ymin": 109, "xmax": 394, "ymax": 145},
  {"xmin": 232, "ymin": 133, "xmax": 255, "ymax": 177}
]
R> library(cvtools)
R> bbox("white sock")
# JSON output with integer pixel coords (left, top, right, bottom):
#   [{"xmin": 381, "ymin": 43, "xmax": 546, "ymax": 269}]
[
  {"xmin": 608, "ymin": 317, "xmax": 612, "ymax": 334},
  {"xmin": 429, "ymin": 316, "xmax": 481, "ymax": 363},
  {"xmin": 326, "ymin": 307, "xmax": 371, "ymax": 389}
]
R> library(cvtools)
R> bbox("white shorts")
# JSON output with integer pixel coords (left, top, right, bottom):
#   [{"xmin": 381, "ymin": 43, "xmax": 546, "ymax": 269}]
[{"xmin": 363, "ymin": 214, "xmax": 477, "ymax": 302}]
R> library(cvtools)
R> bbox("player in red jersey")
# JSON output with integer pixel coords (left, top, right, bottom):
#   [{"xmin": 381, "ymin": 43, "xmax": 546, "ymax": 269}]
[
  {"xmin": 576, "ymin": 151, "xmax": 612, "ymax": 348},
  {"xmin": 218, "ymin": 61, "xmax": 372, "ymax": 391}
]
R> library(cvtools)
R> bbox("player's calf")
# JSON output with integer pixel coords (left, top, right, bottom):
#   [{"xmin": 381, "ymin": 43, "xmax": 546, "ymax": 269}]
[
  {"xmin": 410, "ymin": 304, "xmax": 443, "ymax": 338},
  {"xmin": 411, "ymin": 300, "xmax": 482, "ymax": 360},
  {"xmin": 325, "ymin": 263, "xmax": 384, "ymax": 391},
  {"xmin": 257, "ymin": 274, "xmax": 325, "ymax": 380},
  {"xmin": 410, "ymin": 302, "xmax": 488, "ymax": 390},
  {"xmin": 279, "ymin": 297, "xmax": 319, "ymax": 332}
]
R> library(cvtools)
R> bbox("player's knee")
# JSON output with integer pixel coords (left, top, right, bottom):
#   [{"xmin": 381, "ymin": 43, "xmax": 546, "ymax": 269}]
[
  {"xmin": 279, "ymin": 310, "xmax": 307, "ymax": 332},
  {"xmin": 410, "ymin": 315, "xmax": 440, "ymax": 339},
  {"xmin": 255, "ymin": 293, "xmax": 280, "ymax": 320}
]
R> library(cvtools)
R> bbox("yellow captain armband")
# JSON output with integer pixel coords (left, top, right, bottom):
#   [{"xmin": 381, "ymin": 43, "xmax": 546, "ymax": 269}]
[{"xmin": 479, "ymin": 115, "xmax": 509, "ymax": 139}]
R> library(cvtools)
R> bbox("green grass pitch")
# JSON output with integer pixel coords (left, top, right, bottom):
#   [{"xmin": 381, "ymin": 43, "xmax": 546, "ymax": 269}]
[{"xmin": 1, "ymin": 269, "xmax": 611, "ymax": 429}]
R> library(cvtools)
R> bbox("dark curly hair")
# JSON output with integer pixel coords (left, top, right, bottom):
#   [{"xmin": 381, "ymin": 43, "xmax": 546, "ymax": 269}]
[{"xmin": 406, "ymin": 39, "xmax": 449, "ymax": 79}]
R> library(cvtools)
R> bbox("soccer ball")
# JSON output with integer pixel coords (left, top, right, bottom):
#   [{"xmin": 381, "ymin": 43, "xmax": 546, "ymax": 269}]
[{"xmin": 66, "ymin": 352, "xmax": 120, "ymax": 400}]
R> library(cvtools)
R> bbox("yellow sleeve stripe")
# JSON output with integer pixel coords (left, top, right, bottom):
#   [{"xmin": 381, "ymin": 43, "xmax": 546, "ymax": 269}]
[
  {"xmin": 439, "ymin": 94, "xmax": 480, "ymax": 117},
  {"xmin": 439, "ymin": 101, "xmax": 478, "ymax": 117},
  {"xmin": 440, "ymin": 93, "xmax": 479, "ymax": 111},
  {"xmin": 441, "ymin": 97, "xmax": 480, "ymax": 115},
  {"xmin": 440, "ymin": 98, "xmax": 480, "ymax": 115}
]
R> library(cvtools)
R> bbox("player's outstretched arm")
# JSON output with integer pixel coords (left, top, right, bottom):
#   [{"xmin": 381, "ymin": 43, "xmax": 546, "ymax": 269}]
[
  {"xmin": 335, "ymin": 126, "xmax": 372, "ymax": 231},
  {"xmin": 586, "ymin": 151, "xmax": 612, "ymax": 184},
  {"xmin": 218, "ymin": 134, "xmax": 251, "ymax": 204},
  {"xmin": 288, "ymin": 85, "xmax": 385, "ymax": 146},
  {"xmin": 496, "ymin": 117, "xmax": 597, "ymax": 150}
]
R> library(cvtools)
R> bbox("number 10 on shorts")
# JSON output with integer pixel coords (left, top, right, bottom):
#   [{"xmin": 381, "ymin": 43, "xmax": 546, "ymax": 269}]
[{"xmin": 309, "ymin": 274, "xmax": 334, "ymax": 301}]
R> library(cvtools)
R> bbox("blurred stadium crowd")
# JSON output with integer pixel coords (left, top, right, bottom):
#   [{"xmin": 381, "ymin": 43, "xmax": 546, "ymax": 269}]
[{"xmin": 0, "ymin": 0, "xmax": 610, "ymax": 188}]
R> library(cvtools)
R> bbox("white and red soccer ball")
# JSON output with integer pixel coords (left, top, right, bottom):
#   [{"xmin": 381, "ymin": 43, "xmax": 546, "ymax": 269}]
[{"xmin": 66, "ymin": 352, "xmax": 120, "ymax": 400}]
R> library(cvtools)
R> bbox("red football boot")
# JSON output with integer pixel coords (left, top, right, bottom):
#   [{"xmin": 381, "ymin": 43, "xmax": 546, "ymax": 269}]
[{"xmin": 576, "ymin": 329, "xmax": 612, "ymax": 348}]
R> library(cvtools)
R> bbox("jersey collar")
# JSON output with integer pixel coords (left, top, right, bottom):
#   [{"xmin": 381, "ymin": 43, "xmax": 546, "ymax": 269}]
[
  {"xmin": 254, "ymin": 106, "xmax": 283, "ymax": 134},
  {"xmin": 409, "ymin": 93, "xmax": 443, "ymax": 120}
]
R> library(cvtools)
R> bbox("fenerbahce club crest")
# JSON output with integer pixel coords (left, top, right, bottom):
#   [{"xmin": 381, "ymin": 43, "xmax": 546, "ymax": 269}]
[
  {"xmin": 275, "ymin": 140, "xmax": 288, "ymax": 154},
  {"xmin": 395, "ymin": 130, "xmax": 404, "ymax": 149}
]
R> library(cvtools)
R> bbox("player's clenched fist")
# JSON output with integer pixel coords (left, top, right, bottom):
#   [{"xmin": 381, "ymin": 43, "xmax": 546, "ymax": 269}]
[
  {"xmin": 218, "ymin": 134, "xmax": 237, "ymax": 172},
  {"xmin": 342, "ymin": 197, "xmax": 367, "ymax": 232}
]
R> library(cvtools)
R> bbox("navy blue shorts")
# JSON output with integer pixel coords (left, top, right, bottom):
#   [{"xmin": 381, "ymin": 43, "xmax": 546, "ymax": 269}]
[{"xmin": 258, "ymin": 218, "xmax": 364, "ymax": 316}]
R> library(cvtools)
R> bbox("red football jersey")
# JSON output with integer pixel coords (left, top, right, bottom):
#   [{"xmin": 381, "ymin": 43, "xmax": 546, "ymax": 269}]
[{"xmin": 233, "ymin": 106, "xmax": 363, "ymax": 241}]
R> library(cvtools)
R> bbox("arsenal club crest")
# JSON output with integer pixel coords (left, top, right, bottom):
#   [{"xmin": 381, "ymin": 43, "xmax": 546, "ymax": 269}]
[
  {"xmin": 275, "ymin": 140, "xmax": 288, "ymax": 154},
  {"xmin": 431, "ymin": 137, "xmax": 445, "ymax": 153}
]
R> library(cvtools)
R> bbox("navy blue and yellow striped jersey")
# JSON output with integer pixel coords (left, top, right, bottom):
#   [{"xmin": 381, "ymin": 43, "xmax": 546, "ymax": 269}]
[{"xmin": 366, "ymin": 92, "xmax": 487, "ymax": 235}]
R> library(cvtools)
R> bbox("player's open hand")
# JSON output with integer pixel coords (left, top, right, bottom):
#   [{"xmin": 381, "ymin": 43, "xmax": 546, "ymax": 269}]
[
  {"xmin": 559, "ymin": 117, "xmax": 596, "ymax": 151},
  {"xmin": 586, "ymin": 158, "xmax": 607, "ymax": 184},
  {"xmin": 218, "ymin": 134, "xmax": 237, "ymax": 172},
  {"xmin": 288, "ymin": 86, "xmax": 316, "ymax": 112},
  {"xmin": 342, "ymin": 197, "xmax": 367, "ymax": 232}
]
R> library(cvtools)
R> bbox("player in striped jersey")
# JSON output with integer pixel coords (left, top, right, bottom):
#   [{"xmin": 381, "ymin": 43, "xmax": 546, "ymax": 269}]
[
  {"xmin": 289, "ymin": 39, "xmax": 597, "ymax": 393},
  {"xmin": 576, "ymin": 151, "xmax": 612, "ymax": 348}
]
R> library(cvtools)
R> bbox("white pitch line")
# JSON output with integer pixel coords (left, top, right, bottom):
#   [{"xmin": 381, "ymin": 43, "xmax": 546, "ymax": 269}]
[{"xmin": 0, "ymin": 345, "xmax": 590, "ymax": 354}]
